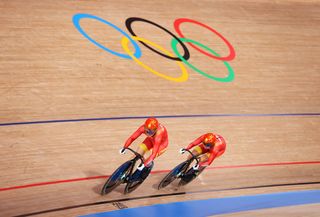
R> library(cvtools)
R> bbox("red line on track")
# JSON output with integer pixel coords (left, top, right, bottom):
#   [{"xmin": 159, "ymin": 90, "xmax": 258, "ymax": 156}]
[{"xmin": 1, "ymin": 161, "xmax": 320, "ymax": 192}]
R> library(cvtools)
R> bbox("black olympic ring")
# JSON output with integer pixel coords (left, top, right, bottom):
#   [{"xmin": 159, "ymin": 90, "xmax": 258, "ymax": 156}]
[{"xmin": 125, "ymin": 17, "xmax": 190, "ymax": 61}]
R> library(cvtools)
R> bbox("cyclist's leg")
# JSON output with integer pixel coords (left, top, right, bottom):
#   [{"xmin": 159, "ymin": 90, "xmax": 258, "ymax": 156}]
[
  {"xmin": 136, "ymin": 137, "xmax": 153, "ymax": 160},
  {"xmin": 192, "ymin": 146, "xmax": 209, "ymax": 175},
  {"xmin": 188, "ymin": 145, "xmax": 203, "ymax": 159},
  {"xmin": 196, "ymin": 153, "xmax": 209, "ymax": 174},
  {"xmin": 199, "ymin": 153, "xmax": 209, "ymax": 163},
  {"xmin": 134, "ymin": 138, "xmax": 155, "ymax": 180}
]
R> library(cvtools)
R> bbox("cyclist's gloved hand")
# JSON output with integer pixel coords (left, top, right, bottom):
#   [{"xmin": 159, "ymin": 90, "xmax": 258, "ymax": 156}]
[
  {"xmin": 193, "ymin": 164, "xmax": 199, "ymax": 171},
  {"xmin": 119, "ymin": 148, "xmax": 126, "ymax": 155},
  {"xmin": 137, "ymin": 163, "xmax": 145, "ymax": 171},
  {"xmin": 179, "ymin": 148, "xmax": 186, "ymax": 154}
]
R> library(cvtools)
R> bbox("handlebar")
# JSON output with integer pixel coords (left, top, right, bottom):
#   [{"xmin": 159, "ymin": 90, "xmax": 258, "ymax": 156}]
[
  {"xmin": 124, "ymin": 147, "xmax": 144, "ymax": 163},
  {"xmin": 182, "ymin": 148, "xmax": 200, "ymax": 166}
]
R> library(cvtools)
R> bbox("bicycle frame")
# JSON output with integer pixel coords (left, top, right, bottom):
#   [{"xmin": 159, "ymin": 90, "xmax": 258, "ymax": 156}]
[
  {"xmin": 123, "ymin": 147, "xmax": 144, "ymax": 180},
  {"xmin": 181, "ymin": 149, "xmax": 200, "ymax": 173}
]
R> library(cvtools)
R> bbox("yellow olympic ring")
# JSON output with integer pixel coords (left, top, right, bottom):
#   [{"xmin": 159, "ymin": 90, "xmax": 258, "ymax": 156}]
[{"xmin": 121, "ymin": 36, "xmax": 188, "ymax": 82}]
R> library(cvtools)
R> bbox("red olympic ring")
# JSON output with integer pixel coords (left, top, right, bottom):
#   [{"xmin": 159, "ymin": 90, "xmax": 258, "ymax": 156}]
[{"xmin": 174, "ymin": 18, "xmax": 236, "ymax": 61}]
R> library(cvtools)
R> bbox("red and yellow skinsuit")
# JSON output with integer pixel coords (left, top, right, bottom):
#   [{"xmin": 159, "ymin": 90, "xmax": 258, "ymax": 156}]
[
  {"xmin": 123, "ymin": 123, "xmax": 168, "ymax": 166},
  {"xmin": 186, "ymin": 134, "xmax": 226, "ymax": 167}
]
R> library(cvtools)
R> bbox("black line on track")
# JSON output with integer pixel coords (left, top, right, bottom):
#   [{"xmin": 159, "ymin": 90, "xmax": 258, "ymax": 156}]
[
  {"xmin": 2, "ymin": 113, "xmax": 320, "ymax": 127},
  {"xmin": 14, "ymin": 181, "xmax": 320, "ymax": 216}
]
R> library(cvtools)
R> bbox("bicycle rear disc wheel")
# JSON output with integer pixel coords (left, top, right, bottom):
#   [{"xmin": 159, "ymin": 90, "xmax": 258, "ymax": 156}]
[
  {"xmin": 101, "ymin": 160, "xmax": 133, "ymax": 195},
  {"xmin": 178, "ymin": 167, "xmax": 203, "ymax": 187},
  {"xmin": 124, "ymin": 179, "xmax": 144, "ymax": 194},
  {"xmin": 124, "ymin": 163, "xmax": 153, "ymax": 194}
]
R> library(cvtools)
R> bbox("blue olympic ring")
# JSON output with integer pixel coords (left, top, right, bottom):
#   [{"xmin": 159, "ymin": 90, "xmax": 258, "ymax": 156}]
[{"xmin": 72, "ymin": 13, "xmax": 142, "ymax": 59}]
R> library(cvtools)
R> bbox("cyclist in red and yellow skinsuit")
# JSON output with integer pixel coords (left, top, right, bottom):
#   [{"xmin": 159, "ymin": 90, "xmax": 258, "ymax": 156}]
[
  {"xmin": 180, "ymin": 133, "xmax": 226, "ymax": 172},
  {"xmin": 120, "ymin": 117, "xmax": 168, "ymax": 171}
]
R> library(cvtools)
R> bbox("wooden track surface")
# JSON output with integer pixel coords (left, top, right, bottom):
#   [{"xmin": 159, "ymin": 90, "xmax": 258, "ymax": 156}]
[{"xmin": 0, "ymin": 0, "xmax": 319, "ymax": 216}]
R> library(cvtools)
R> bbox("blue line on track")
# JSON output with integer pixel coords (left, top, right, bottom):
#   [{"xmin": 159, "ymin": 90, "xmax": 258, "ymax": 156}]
[
  {"xmin": 81, "ymin": 189, "xmax": 320, "ymax": 217},
  {"xmin": 1, "ymin": 113, "xmax": 319, "ymax": 127}
]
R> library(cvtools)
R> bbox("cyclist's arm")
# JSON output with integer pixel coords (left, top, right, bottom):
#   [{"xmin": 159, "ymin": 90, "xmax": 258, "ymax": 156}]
[
  {"xmin": 123, "ymin": 125, "xmax": 144, "ymax": 148},
  {"xmin": 144, "ymin": 135, "xmax": 161, "ymax": 166},
  {"xmin": 186, "ymin": 134, "xmax": 205, "ymax": 150}
]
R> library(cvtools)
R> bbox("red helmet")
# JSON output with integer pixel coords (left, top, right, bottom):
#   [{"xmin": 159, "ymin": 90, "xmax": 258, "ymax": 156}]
[
  {"xmin": 144, "ymin": 117, "xmax": 159, "ymax": 136},
  {"xmin": 203, "ymin": 133, "xmax": 216, "ymax": 148}
]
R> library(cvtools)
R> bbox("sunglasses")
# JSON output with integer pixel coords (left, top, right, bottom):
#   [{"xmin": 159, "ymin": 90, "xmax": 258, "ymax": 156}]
[
  {"xmin": 145, "ymin": 128, "xmax": 156, "ymax": 136},
  {"xmin": 204, "ymin": 143, "xmax": 212, "ymax": 148}
]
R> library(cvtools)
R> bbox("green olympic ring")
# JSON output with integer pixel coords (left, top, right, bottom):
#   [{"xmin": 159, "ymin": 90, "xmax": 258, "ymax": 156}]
[{"xmin": 171, "ymin": 38, "xmax": 235, "ymax": 82}]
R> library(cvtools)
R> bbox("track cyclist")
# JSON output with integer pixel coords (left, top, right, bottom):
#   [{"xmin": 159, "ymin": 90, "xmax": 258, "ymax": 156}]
[
  {"xmin": 180, "ymin": 132, "xmax": 226, "ymax": 176},
  {"xmin": 120, "ymin": 117, "xmax": 168, "ymax": 179}
]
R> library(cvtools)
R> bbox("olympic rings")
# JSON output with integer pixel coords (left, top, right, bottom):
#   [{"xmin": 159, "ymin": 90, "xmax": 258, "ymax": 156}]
[
  {"xmin": 125, "ymin": 17, "xmax": 190, "ymax": 61},
  {"xmin": 73, "ymin": 13, "xmax": 142, "ymax": 59},
  {"xmin": 121, "ymin": 36, "xmax": 188, "ymax": 82},
  {"xmin": 72, "ymin": 13, "xmax": 236, "ymax": 83},
  {"xmin": 174, "ymin": 18, "xmax": 235, "ymax": 61},
  {"xmin": 172, "ymin": 38, "xmax": 234, "ymax": 82}
]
